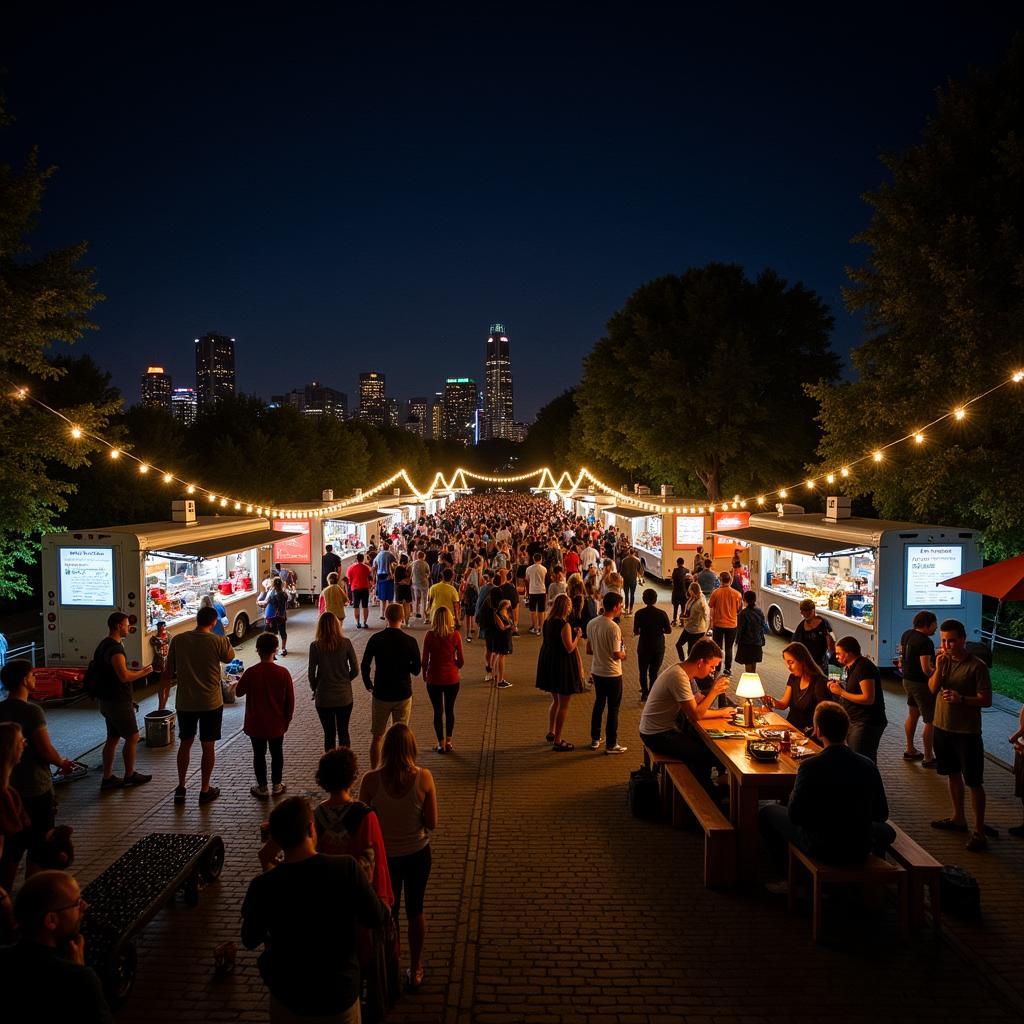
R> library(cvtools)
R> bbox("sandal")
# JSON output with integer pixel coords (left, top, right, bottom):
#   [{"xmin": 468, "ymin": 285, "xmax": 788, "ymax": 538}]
[
  {"xmin": 445, "ymin": 740, "xmax": 454, "ymax": 753},
  {"xmin": 407, "ymin": 965, "xmax": 425, "ymax": 990},
  {"xmin": 903, "ymin": 751, "xmax": 924, "ymax": 761},
  {"xmin": 931, "ymin": 817, "xmax": 968, "ymax": 833},
  {"xmin": 552, "ymin": 739, "xmax": 575, "ymax": 751},
  {"xmin": 545, "ymin": 732, "xmax": 555, "ymax": 743}
]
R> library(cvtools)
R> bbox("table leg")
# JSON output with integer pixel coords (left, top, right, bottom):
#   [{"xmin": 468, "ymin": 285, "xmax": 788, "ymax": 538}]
[{"xmin": 734, "ymin": 784, "xmax": 761, "ymax": 884}]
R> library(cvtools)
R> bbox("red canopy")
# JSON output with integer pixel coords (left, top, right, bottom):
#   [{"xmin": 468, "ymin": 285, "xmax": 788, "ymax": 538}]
[{"xmin": 939, "ymin": 554, "xmax": 1024, "ymax": 601}]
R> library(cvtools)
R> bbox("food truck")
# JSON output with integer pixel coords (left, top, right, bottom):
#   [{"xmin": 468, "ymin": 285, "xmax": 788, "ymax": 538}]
[
  {"xmin": 41, "ymin": 503, "xmax": 294, "ymax": 671},
  {"xmin": 711, "ymin": 499, "xmax": 984, "ymax": 665}
]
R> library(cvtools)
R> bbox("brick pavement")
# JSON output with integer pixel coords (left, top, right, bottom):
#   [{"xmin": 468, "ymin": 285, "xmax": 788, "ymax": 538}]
[{"xmin": 42, "ymin": 594, "xmax": 1024, "ymax": 1023}]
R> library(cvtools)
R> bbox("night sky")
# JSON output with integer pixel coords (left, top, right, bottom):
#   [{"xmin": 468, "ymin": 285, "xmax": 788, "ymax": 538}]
[{"xmin": 2, "ymin": 7, "xmax": 1020, "ymax": 421}]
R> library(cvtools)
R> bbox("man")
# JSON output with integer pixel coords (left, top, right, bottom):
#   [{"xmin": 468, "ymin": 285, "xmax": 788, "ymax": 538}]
[
  {"xmin": 372, "ymin": 545, "xmax": 397, "ymax": 620},
  {"xmin": 759, "ymin": 701, "xmax": 895, "ymax": 877},
  {"xmin": 579, "ymin": 541, "xmax": 600, "ymax": 575},
  {"xmin": 632, "ymin": 588, "xmax": 672, "ymax": 701},
  {"xmin": 696, "ymin": 558, "xmax": 719, "ymax": 599},
  {"xmin": 318, "ymin": 571, "xmax": 349, "ymax": 622},
  {"xmin": 410, "ymin": 549, "xmax": 431, "ymax": 621},
  {"xmin": 0, "ymin": 870, "xmax": 113, "ymax": 1023},
  {"xmin": 563, "ymin": 543, "xmax": 581, "ymax": 578},
  {"xmin": 346, "ymin": 552, "xmax": 373, "ymax": 630},
  {"xmin": 525, "ymin": 551, "xmax": 548, "ymax": 635},
  {"xmin": 586, "ymin": 592, "xmax": 628, "ymax": 754},
  {"xmin": 639, "ymin": 639, "xmax": 732, "ymax": 790},
  {"xmin": 828, "ymin": 636, "xmax": 887, "ymax": 763},
  {"xmin": 0, "ymin": 661, "xmax": 74, "ymax": 871},
  {"xmin": 321, "ymin": 544, "xmax": 342, "ymax": 588},
  {"xmin": 93, "ymin": 612, "xmax": 153, "ymax": 791},
  {"xmin": 427, "ymin": 567, "xmax": 460, "ymax": 625},
  {"xmin": 241, "ymin": 797, "xmax": 387, "ymax": 1024},
  {"xmin": 619, "ymin": 547, "xmax": 643, "ymax": 615},
  {"xmin": 361, "ymin": 603, "xmax": 422, "ymax": 768},
  {"xmin": 928, "ymin": 618, "xmax": 994, "ymax": 851},
  {"xmin": 899, "ymin": 610, "xmax": 938, "ymax": 766},
  {"xmin": 707, "ymin": 571, "xmax": 743, "ymax": 676},
  {"xmin": 162, "ymin": 606, "xmax": 235, "ymax": 805}
]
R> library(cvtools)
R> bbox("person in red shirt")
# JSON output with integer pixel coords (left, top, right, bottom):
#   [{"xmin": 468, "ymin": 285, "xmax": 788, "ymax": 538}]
[
  {"xmin": 346, "ymin": 553, "xmax": 373, "ymax": 630},
  {"xmin": 563, "ymin": 545, "xmax": 581, "ymax": 578},
  {"xmin": 421, "ymin": 607, "xmax": 465, "ymax": 753},
  {"xmin": 236, "ymin": 633, "xmax": 295, "ymax": 798}
]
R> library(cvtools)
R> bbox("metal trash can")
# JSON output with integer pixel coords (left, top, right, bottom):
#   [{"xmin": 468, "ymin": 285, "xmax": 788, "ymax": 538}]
[{"xmin": 144, "ymin": 709, "xmax": 176, "ymax": 747}]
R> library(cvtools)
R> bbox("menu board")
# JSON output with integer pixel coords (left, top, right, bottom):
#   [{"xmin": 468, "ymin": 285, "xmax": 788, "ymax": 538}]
[
  {"xmin": 905, "ymin": 545, "xmax": 963, "ymax": 607},
  {"xmin": 673, "ymin": 516, "xmax": 704, "ymax": 549},
  {"xmin": 59, "ymin": 547, "xmax": 115, "ymax": 607},
  {"xmin": 272, "ymin": 519, "xmax": 311, "ymax": 563},
  {"xmin": 713, "ymin": 512, "xmax": 750, "ymax": 556}
]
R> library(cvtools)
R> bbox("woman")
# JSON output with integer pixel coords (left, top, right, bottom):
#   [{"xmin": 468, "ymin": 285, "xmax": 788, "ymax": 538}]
[
  {"xmin": 308, "ymin": 611, "xmax": 360, "ymax": 750},
  {"xmin": 318, "ymin": 571, "xmax": 349, "ymax": 623},
  {"xmin": 199, "ymin": 592, "xmax": 228, "ymax": 637},
  {"xmin": 359, "ymin": 724, "xmax": 438, "ymax": 991},
  {"xmin": 491, "ymin": 599, "xmax": 514, "ymax": 688},
  {"xmin": 734, "ymin": 590, "xmax": 766, "ymax": 673},
  {"xmin": 263, "ymin": 576, "xmax": 290, "ymax": 656},
  {"xmin": 676, "ymin": 582, "xmax": 710, "ymax": 659},
  {"xmin": 0, "ymin": 723, "xmax": 31, "ymax": 891},
  {"xmin": 792, "ymin": 598, "xmax": 835, "ymax": 672},
  {"xmin": 460, "ymin": 557, "xmax": 482, "ymax": 642},
  {"xmin": 763, "ymin": 642, "xmax": 829, "ymax": 734},
  {"xmin": 670, "ymin": 558, "xmax": 689, "ymax": 626},
  {"xmin": 421, "ymin": 606, "xmax": 464, "ymax": 752},
  {"xmin": 566, "ymin": 577, "xmax": 591, "ymax": 684},
  {"xmin": 535, "ymin": 593, "xmax": 584, "ymax": 750},
  {"xmin": 394, "ymin": 553, "xmax": 413, "ymax": 624}
]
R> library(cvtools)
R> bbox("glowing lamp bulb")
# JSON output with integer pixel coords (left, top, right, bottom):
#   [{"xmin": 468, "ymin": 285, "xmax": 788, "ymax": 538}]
[
  {"xmin": 139, "ymin": 464, "xmax": 149, "ymax": 474},
  {"xmin": 914, "ymin": 433, "xmax": 925, "ymax": 444},
  {"xmin": 779, "ymin": 489, "xmax": 788, "ymax": 499},
  {"xmin": 162, "ymin": 473, "xmax": 173, "ymax": 483},
  {"xmin": 826, "ymin": 473, "xmax": 834, "ymax": 484},
  {"xmin": 757, "ymin": 496, "xmax": 765, "ymax": 505},
  {"xmin": 234, "ymin": 502, "xmax": 241, "ymax": 510},
  {"xmin": 806, "ymin": 479, "xmax": 815, "ymax": 489},
  {"xmin": 841, "ymin": 466, "xmax": 850, "ymax": 477},
  {"xmin": 70, "ymin": 426, "xmax": 82, "ymax": 439},
  {"xmin": 220, "ymin": 498, "xmax": 228, "ymax": 507},
  {"xmin": 110, "ymin": 448, "xmax": 120, "ymax": 459},
  {"xmin": 209, "ymin": 494, "xmax": 216, "ymax": 503},
  {"xmin": 873, "ymin": 450, "xmax": 883, "ymax": 462},
  {"xmin": 1013, "ymin": 371, "xmax": 1024, "ymax": 383},
  {"xmin": 187, "ymin": 485, "xmax": 195, "ymax": 494},
  {"xmin": 954, "ymin": 407, "xmax": 965, "ymax": 420}
]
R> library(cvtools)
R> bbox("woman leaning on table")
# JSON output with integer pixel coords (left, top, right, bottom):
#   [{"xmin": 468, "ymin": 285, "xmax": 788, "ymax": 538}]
[{"xmin": 763, "ymin": 641, "xmax": 829, "ymax": 735}]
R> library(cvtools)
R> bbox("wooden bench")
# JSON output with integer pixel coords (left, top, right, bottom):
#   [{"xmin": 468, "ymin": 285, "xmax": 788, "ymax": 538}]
[
  {"xmin": 886, "ymin": 821, "xmax": 943, "ymax": 935},
  {"xmin": 641, "ymin": 743, "xmax": 683, "ymax": 816},
  {"xmin": 788, "ymin": 843, "xmax": 908, "ymax": 944},
  {"xmin": 664, "ymin": 763, "xmax": 736, "ymax": 888}
]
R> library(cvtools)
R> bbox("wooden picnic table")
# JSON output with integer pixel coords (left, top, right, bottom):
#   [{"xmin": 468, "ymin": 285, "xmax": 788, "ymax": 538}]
[{"xmin": 693, "ymin": 709, "xmax": 817, "ymax": 884}]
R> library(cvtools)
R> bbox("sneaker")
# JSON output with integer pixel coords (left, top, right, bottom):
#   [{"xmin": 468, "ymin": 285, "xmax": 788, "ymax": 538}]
[
  {"xmin": 173, "ymin": 785, "xmax": 187, "ymax": 803},
  {"xmin": 921, "ymin": 758, "xmax": 938, "ymax": 769},
  {"xmin": 966, "ymin": 832, "xmax": 988, "ymax": 852},
  {"xmin": 466, "ymin": 635, "xmax": 472, "ymax": 643},
  {"xmin": 272, "ymin": 783, "xmax": 287, "ymax": 796},
  {"xmin": 280, "ymin": 649, "xmax": 288, "ymax": 657},
  {"xmin": 198, "ymin": 786, "xmax": 221, "ymax": 805},
  {"xmin": 250, "ymin": 784, "xmax": 270, "ymax": 798},
  {"xmin": 605, "ymin": 744, "xmax": 628, "ymax": 755},
  {"xmin": 589, "ymin": 739, "xmax": 602, "ymax": 750},
  {"xmin": 497, "ymin": 680, "xmax": 513, "ymax": 689},
  {"xmin": 484, "ymin": 672, "xmax": 493, "ymax": 682},
  {"xmin": 100, "ymin": 775, "xmax": 124, "ymax": 791},
  {"xmin": 124, "ymin": 772, "xmax": 152, "ymax": 787}
]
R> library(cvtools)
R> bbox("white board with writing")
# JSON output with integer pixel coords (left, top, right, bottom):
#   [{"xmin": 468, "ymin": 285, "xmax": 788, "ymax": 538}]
[
  {"xmin": 905, "ymin": 545, "xmax": 963, "ymax": 607},
  {"xmin": 59, "ymin": 547, "xmax": 116, "ymax": 607}
]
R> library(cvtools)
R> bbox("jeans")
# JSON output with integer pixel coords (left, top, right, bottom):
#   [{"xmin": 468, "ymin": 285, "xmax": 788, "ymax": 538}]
[
  {"xmin": 591, "ymin": 675, "xmax": 623, "ymax": 747},
  {"xmin": 316, "ymin": 704, "xmax": 354, "ymax": 749},
  {"xmin": 640, "ymin": 729, "xmax": 719, "ymax": 790},
  {"xmin": 426, "ymin": 683, "xmax": 460, "ymax": 743},
  {"xmin": 712, "ymin": 626, "xmax": 737, "ymax": 672},
  {"xmin": 623, "ymin": 580, "xmax": 637, "ymax": 611},
  {"xmin": 847, "ymin": 720, "xmax": 887, "ymax": 763},
  {"xmin": 637, "ymin": 647, "xmax": 664, "ymax": 698},
  {"xmin": 758, "ymin": 803, "xmax": 896, "ymax": 872},
  {"xmin": 251, "ymin": 736, "xmax": 284, "ymax": 787}
]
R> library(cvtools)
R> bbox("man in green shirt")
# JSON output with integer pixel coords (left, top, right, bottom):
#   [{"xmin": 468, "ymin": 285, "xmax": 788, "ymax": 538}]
[{"xmin": 928, "ymin": 618, "xmax": 994, "ymax": 851}]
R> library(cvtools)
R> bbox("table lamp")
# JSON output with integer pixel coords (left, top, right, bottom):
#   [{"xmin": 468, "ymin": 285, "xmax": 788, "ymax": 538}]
[{"xmin": 736, "ymin": 672, "xmax": 765, "ymax": 727}]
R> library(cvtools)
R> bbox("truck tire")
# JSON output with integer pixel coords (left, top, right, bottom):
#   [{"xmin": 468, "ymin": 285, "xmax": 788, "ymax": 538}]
[
  {"xmin": 767, "ymin": 606, "xmax": 786, "ymax": 636},
  {"xmin": 231, "ymin": 614, "xmax": 249, "ymax": 644},
  {"xmin": 199, "ymin": 836, "xmax": 225, "ymax": 882},
  {"xmin": 104, "ymin": 940, "xmax": 138, "ymax": 1006}
]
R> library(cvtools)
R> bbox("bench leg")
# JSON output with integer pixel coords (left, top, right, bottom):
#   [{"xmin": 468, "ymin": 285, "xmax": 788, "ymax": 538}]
[
  {"xmin": 705, "ymin": 831, "xmax": 736, "ymax": 889},
  {"xmin": 898, "ymin": 876, "xmax": 909, "ymax": 943},
  {"xmin": 643, "ymin": 747, "xmax": 651, "ymax": 770},
  {"xmin": 929, "ymin": 876, "xmax": 942, "ymax": 937},
  {"xmin": 787, "ymin": 847, "xmax": 799, "ymax": 915},
  {"xmin": 812, "ymin": 875, "xmax": 823, "ymax": 944}
]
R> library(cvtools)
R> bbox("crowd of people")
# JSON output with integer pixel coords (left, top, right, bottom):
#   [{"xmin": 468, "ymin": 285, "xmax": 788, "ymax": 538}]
[{"xmin": 2, "ymin": 492, "xmax": 1023, "ymax": 1021}]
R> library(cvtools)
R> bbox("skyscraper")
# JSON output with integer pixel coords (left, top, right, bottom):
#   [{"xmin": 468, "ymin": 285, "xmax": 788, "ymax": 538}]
[
  {"xmin": 385, "ymin": 396, "xmax": 400, "ymax": 428},
  {"xmin": 194, "ymin": 333, "xmax": 236, "ymax": 413},
  {"xmin": 404, "ymin": 397, "xmax": 429, "ymax": 438},
  {"xmin": 141, "ymin": 366, "xmax": 172, "ymax": 409},
  {"xmin": 482, "ymin": 322, "xmax": 514, "ymax": 440},
  {"xmin": 170, "ymin": 387, "xmax": 198, "ymax": 426},
  {"xmin": 358, "ymin": 372, "xmax": 386, "ymax": 425},
  {"xmin": 431, "ymin": 392, "xmax": 444, "ymax": 441},
  {"xmin": 284, "ymin": 381, "xmax": 348, "ymax": 419},
  {"xmin": 443, "ymin": 378, "xmax": 478, "ymax": 446}
]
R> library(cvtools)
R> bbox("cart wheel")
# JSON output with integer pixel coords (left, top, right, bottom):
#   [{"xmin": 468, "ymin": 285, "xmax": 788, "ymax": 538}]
[
  {"xmin": 199, "ymin": 836, "xmax": 225, "ymax": 882},
  {"xmin": 183, "ymin": 874, "xmax": 200, "ymax": 907},
  {"xmin": 767, "ymin": 606, "xmax": 785, "ymax": 636},
  {"xmin": 105, "ymin": 940, "xmax": 138, "ymax": 1006}
]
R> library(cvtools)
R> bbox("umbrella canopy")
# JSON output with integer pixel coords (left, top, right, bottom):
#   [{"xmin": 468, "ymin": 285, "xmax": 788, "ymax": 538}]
[{"xmin": 939, "ymin": 554, "xmax": 1024, "ymax": 601}]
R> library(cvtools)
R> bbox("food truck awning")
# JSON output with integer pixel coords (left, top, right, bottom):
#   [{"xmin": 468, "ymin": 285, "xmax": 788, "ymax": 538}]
[
  {"xmin": 710, "ymin": 526, "xmax": 873, "ymax": 558},
  {"xmin": 328, "ymin": 509, "xmax": 386, "ymax": 525},
  {"xmin": 603, "ymin": 505, "xmax": 649, "ymax": 519},
  {"xmin": 149, "ymin": 528, "xmax": 295, "ymax": 561},
  {"xmin": 376, "ymin": 506, "xmax": 403, "ymax": 515}
]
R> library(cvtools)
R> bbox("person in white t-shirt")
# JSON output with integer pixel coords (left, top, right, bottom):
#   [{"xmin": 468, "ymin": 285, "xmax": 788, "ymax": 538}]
[
  {"xmin": 639, "ymin": 638, "xmax": 732, "ymax": 790},
  {"xmin": 586, "ymin": 593, "xmax": 628, "ymax": 754},
  {"xmin": 525, "ymin": 552, "xmax": 549, "ymax": 635}
]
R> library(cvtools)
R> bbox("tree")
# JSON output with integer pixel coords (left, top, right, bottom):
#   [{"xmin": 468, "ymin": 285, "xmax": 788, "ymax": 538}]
[
  {"xmin": 0, "ymin": 98, "xmax": 111, "ymax": 596},
  {"xmin": 576, "ymin": 264, "xmax": 837, "ymax": 500},
  {"xmin": 810, "ymin": 38, "xmax": 1024, "ymax": 557}
]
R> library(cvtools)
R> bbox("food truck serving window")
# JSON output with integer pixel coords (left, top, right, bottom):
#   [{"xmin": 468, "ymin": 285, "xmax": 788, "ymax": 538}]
[
  {"xmin": 634, "ymin": 515, "xmax": 663, "ymax": 556},
  {"xmin": 905, "ymin": 545, "xmax": 963, "ymax": 607},
  {"xmin": 59, "ymin": 547, "xmax": 115, "ymax": 607},
  {"xmin": 144, "ymin": 549, "xmax": 256, "ymax": 629},
  {"xmin": 762, "ymin": 546, "xmax": 877, "ymax": 626}
]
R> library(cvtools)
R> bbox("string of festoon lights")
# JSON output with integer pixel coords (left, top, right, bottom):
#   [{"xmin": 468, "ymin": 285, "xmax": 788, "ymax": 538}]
[{"xmin": 5, "ymin": 368, "xmax": 1023, "ymax": 518}]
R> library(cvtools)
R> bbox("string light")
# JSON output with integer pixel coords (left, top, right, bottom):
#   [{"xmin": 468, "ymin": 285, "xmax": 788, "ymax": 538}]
[
  {"xmin": 139, "ymin": 464, "xmax": 149, "ymax": 475},
  {"xmin": 779, "ymin": 490, "xmax": 788, "ymax": 499},
  {"xmin": 826, "ymin": 473, "xmax": 834, "ymax": 484},
  {"xmin": 70, "ymin": 426, "xmax": 82, "ymax": 439},
  {"xmin": 187, "ymin": 485, "xmax": 195, "ymax": 494},
  {"xmin": 840, "ymin": 467, "xmax": 850, "ymax": 477},
  {"xmin": 914, "ymin": 432, "xmax": 925, "ymax": 444},
  {"xmin": 109, "ymin": 449, "xmax": 120, "ymax": 459},
  {"xmin": 1014, "ymin": 371, "xmax": 1024, "ymax": 383},
  {"xmin": 872, "ymin": 451, "xmax": 883, "ymax": 462},
  {"xmin": 162, "ymin": 473, "xmax": 173, "ymax": 483},
  {"xmin": 954, "ymin": 407, "xmax": 966, "ymax": 420},
  {"xmin": 805, "ymin": 479, "xmax": 815, "ymax": 489}
]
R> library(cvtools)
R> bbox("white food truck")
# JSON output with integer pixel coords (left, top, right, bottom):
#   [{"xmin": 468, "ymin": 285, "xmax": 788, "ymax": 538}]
[
  {"xmin": 41, "ymin": 503, "xmax": 294, "ymax": 671},
  {"xmin": 711, "ymin": 500, "xmax": 983, "ymax": 665}
]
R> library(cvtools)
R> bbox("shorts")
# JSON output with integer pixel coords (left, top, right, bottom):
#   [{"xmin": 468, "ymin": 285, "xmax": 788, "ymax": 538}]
[
  {"xmin": 388, "ymin": 843, "xmax": 432, "ymax": 919},
  {"xmin": 178, "ymin": 706, "xmax": 224, "ymax": 742},
  {"xmin": 903, "ymin": 678, "xmax": 936, "ymax": 723},
  {"xmin": 100, "ymin": 699, "xmax": 139, "ymax": 739},
  {"xmin": 371, "ymin": 697, "xmax": 412, "ymax": 737},
  {"xmin": 376, "ymin": 577, "xmax": 395, "ymax": 601},
  {"xmin": 396, "ymin": 584, "xmax": 413, "ymax": 602},
  {"xmin": 351, "ymin": 588, "xmax": 369, "ymax": 609},
  {"xmin": 528, "ymin": 593, "xmax": 546, "ymax": 613},
  {"xmin": 933, "ymin": 727, "xmax": 985, "ymax": 787}
]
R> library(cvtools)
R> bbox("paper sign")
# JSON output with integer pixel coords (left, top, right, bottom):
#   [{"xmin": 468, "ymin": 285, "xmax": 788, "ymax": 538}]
[
  {"xmin": 674, "ymin": 516, "xmax": 704, "ymax": 549},
  {"xmin": 272, "ymin": 520, "xmax": 311, "ymax": 563},
  {"xmin": 906, "ymin": 545, "xmax": 963, "ymax": 606},
  {"xmin": 59, "ymin": 547, "xmax": 115, "ymax": 606}
]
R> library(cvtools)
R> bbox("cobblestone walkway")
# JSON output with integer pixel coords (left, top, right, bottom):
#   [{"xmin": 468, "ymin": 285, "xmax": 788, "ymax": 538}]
[{"xmin": 51, "ymin": 598, "xmax": 1024, "ymax": 1023}]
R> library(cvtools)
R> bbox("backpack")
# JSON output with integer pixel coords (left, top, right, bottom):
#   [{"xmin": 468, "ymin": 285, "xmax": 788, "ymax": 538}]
[
  {"xmin": 83, "ymin": 637, "xmax": 117, "ymax": 700},
  {"xmin": 628, "ymin": 766, "xmax": 662, "ymax": 820},
  {"xmin": 940, "ymin": 865, "xmax": 981, "ymax": 918}
]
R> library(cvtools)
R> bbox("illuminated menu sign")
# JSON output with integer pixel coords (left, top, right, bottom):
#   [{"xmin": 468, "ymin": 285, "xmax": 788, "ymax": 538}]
[
  {"xmin": 713, "ymin": 512, "xmax": 750, "ymax": 556},
  {"xmin": 59, "ymin": 547, "xmax": 115, "ymax": 606},
  {"xmin": 905, "ymin": 545, "xmax": 963, "ymax": 606},
  {"xmin": 273, "ymin": 520, "xmax": 311, "ymax": 563},
  {"xmin": 673, "ymin": 516, "xmax": 704, "ymax": 549}
]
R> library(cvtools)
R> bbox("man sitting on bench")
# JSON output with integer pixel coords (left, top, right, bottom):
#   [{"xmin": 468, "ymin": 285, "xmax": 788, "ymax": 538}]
[
  {"xmin": 639, "ymin": 638, "xmax": 732, "ymax": 792},
  {"xmin": 759, "ymin": 701, "xmax": 896, "ymax": 878}
]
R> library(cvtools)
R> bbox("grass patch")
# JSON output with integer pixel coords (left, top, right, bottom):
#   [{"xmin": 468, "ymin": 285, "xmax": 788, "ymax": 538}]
[{"xmin": 991, "ymin": 645, "xmax": 1024, "ymax": 703}]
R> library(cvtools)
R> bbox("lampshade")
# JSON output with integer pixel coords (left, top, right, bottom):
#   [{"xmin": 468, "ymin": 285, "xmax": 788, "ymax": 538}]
[{"xmin": 735, "ymin": 672, "xmax": 764, "ymax": 699}]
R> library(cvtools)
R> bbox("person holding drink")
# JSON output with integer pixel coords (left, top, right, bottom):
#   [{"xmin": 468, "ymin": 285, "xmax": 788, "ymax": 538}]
[{"xmin": 763, "ymin": 641, "xmax": 829, "ymax": 735}]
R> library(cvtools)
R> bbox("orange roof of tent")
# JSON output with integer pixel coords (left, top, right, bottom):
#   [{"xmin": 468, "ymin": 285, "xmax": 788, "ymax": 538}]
[{"xmin": 939, "ymin": 554, "xmax": 1024, "ymax": 601}]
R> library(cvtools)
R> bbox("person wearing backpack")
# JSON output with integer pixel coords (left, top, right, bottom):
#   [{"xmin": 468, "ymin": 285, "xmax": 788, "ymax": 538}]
[{"xmin": 94, "ymin": 612, "xmax": 154, "ymax": 791}]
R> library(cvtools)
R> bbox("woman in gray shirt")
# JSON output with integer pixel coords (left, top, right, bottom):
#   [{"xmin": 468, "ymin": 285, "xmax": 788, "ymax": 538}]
[{"xmin": 308, "ymin": 612, "xmax": 359, "ymax": 750}]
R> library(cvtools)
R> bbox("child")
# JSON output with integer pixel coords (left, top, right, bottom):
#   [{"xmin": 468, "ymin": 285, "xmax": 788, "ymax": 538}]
[
  {"xmin": 1010, "ymin": 706, "xmax": 1024, "ymax": 839},
  {"xmin": 236, "ymin": 633, "xmax": 295, "ymax": 798},
  {"xmin": 492, "ymin": 599, "xmax": 513, "ymax": 689},
  {"xmin": 149, "ymin": 620, "xmax": 169, "ymax": 686}
]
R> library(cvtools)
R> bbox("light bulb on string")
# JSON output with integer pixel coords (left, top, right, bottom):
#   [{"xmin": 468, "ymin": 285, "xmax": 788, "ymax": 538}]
[
  {"xmin": 139, "ymin": 464, "xmax": 149, "ymax": 475},
  {"xmin": 954, "ymin": 407, "xmax": 966, "ymax": 420},
  {"xmin": 162, "ymin": 473, "xmax": 173, "ymax": 483},
  {"xmin": 826, "ymin": 473, "xmax": 834, "ymax": 484},
  {"xmin": 914, "ymin": 432, "xmax": 925, "ymax": 444},
  {"xmin": 806, "ymin": 479, "xmax": 815, "ymax": 489},
  {"xmin": 70, "ymin": 426, "xmax": 82, "ymax": 439},
  {"xmin": 757, "ymin": 496, "xmax": 765, "ymax": 506},
  {"xmin": 109, "ymin": 449, "xmax": 120, "ymax": 460},
  {"xmin": 841, "ymin": 467, "xmax": 850, "ymax": 477},
  {"xmin": 187, "ymin": 485, "xmax": 195, "ymax": 494},
  {"xmin": 220, "ymin": 498, "xmax": 228, "ymax": 507},
  {"xmin": 1013, "ymin": 371, "xmax": 1024, "ymax": 383},
  {"xmin": 779, "ymin": 489, "xmax": 788, "ymax": 499},
  {"xmin": 209, "ymin": 494, "xmax": 216, "ymax": 503}
]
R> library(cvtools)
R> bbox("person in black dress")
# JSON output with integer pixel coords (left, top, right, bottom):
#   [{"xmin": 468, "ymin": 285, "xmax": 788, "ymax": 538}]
[
  {"xmin": 535, "ymin": 594, "xmax": 584, "ymax": 750},
  {"xmin": 792, "ymin": 599, "xmax": 834, "ymax": 672},
  {"xmin": 670, "ymin": 558, "xmax": 689, "ymax": 626},
  {"xmin": 394, "ymin": 554, "xmax": 413, "ymax": 624},
  {"xmin": 764, "ymin": 642, "xmax": 829, "ymax": 734}
]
